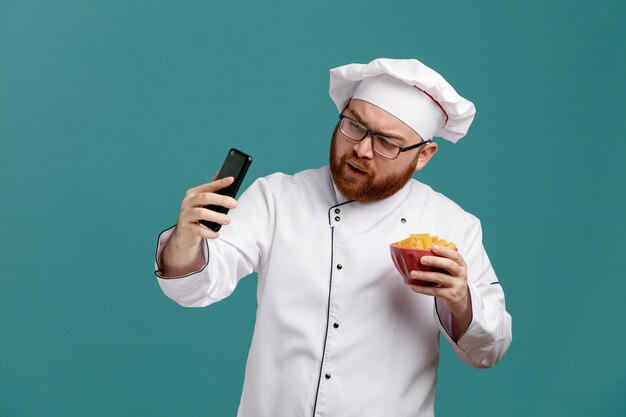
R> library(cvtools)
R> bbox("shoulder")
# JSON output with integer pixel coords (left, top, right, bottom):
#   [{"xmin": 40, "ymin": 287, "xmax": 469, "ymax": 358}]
[
  {"xmin": 246, "ymin": 166, "xmax": 335, "ymax": 203},
  {"xmin": 407, "ymin": 179, "xmax": 481, "ymax": 225},
  {"xmin": 403, "ymin": 179, "xmax": 486, "ymax": 249},
  {"xmin": 256, "ymin": 166, "xmax": 331, "ymax": 191},
  {"xmin": 261, "ymin": 166, "xmax": 330, "ymax": 185}
]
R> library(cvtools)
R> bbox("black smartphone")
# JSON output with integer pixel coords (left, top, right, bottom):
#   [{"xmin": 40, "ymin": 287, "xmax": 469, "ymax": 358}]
[{"xmin": 200, "ymin": 148, "xmax": 253, "ymax": 232}]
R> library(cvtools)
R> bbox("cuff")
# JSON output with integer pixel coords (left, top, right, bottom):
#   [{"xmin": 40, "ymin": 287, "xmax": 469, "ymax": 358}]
[
  {"xmin": 153, "ymin": 225, "xmax": 209, "ymax": 279},
  {"xmin": 434, "ymin": 281, "xmax": 479, "ymax": 345}
]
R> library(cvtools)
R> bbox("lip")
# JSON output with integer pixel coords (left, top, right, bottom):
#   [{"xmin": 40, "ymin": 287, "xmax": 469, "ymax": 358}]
[{"xmin": 347, "ymin": 161, "xmax": 368, "ymax": 175}]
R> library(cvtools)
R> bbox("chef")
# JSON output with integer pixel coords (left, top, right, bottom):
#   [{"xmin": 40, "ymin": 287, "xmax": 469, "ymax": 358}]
[{"xmin": 154, "ymin": 58, "xmax": 512, "ymax": 417}]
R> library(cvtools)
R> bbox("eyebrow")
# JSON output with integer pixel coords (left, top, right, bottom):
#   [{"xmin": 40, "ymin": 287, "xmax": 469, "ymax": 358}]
[{"xmin": 347, "ymin": 108, "xmax": 407, "ymax": 143}]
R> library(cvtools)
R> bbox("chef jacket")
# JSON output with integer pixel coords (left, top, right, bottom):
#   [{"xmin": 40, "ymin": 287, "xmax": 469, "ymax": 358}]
[{"xmin": 154, "ymin": 166, "xmax": 512, "ymax": 417}]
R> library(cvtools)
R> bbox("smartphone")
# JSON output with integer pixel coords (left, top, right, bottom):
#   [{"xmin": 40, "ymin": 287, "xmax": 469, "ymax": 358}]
[{"xmin": 200, "ymin": 148, "xmax": 253, "ymax": 232}]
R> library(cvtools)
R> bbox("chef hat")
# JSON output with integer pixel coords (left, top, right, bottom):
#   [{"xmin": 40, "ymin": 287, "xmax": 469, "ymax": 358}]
[{"xmin": 329, "ymin": 58, "xmax": 476, "ymax": 143}]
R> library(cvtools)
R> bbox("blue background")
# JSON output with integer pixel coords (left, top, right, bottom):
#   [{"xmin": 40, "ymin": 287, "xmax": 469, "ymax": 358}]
[{"xmin": 1, "ymin": 0, "xmax": 625, "ymax": 415}]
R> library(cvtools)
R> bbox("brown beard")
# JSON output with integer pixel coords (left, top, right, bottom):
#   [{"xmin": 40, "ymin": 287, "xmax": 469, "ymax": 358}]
[{"xmin": 329, "ymin": 129, "xmax": 417, "ymax": 202}]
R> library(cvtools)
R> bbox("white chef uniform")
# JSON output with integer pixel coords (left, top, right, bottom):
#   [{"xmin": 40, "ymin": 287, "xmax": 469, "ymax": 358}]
[{"xmin": 154, "ymin": 166, "xmax": 512, "ymax": 417}]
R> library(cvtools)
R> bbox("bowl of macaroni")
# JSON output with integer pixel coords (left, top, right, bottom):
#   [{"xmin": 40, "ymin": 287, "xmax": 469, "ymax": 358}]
[{"xmin": 390, "ymin": 234, "xmax": 457, "ymax": 287}]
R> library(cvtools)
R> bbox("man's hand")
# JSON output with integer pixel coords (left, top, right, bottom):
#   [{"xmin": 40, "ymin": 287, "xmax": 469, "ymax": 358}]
[
  {"xmin": 159, "ymin": 175, "xmax": 238, "ymax": 278},
  {"xmin": 172, "ymin": 175, "xmax": 238, "ymax": 246},
  {"xmin": 409, "ymin": 245, "xmax": 472, "ymax": 341}
]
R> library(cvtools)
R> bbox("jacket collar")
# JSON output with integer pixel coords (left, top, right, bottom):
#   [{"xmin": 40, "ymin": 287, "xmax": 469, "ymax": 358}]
[{"xmin": 326, "ymin": 166, "xmax": 416, "ymax": 225}]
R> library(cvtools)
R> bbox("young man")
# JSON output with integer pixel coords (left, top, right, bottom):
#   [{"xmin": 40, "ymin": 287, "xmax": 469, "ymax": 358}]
[{"xmin": 154, "ymin": 58, "xmax": 512, "ymax": 417}]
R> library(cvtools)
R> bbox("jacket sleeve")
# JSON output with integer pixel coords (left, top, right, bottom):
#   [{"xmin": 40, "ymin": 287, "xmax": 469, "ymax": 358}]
[
  {"xmin": 153, "ymin": 177, "xmax": 276, "ymax": 308},
  {"xmin": 434, "ymin": 218, "xmax": 512, "ymax": 368}
]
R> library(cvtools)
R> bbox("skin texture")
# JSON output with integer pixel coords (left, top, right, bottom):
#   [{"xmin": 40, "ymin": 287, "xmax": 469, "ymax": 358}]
[
  {"xmin": 329, "ymin": 123, "xmax": 417, "ymax": 202},
  {"xmin": 330, "ymin": 99, "xmax": 435, "ymax": 202},
  {"xmin": 160, "ymin": 98, "xmax": 471, "ymax": 341}
]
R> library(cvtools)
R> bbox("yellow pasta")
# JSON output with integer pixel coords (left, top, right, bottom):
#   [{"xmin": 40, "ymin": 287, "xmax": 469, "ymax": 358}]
[{"xmin": 394, "ymin": 233, "xmax": 457, "ymax": 250}]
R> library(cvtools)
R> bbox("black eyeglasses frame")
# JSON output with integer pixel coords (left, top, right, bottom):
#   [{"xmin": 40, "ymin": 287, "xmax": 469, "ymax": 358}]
[{"xmin": 338, "ymin": 114, "xmax": 432, "ymax": 160}]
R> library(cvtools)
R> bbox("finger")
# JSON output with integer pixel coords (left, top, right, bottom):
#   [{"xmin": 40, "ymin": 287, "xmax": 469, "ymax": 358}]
[
  {"xmin": 432, "ymin": 244, "xmax": 467, "ymax": 268},
  {"xmin": 186, "ymin": 176, "xmax": 235, "ymax": 196},
  {"xmin": 211, "ymin": 171, "xmax": 220, "ymax": 181},
  {"xmin": 190, "ymin": 207, "xmax": 231, "ymax": 226},
  {"xmin": 174, "ymin": 220, "xmax": 219, "ymax": 241},
  {"xmin": 186, "ymin": 192, "xmax": 237, "ymax": 209},
  {"xmin": 410, "ymin": 270, "xmax": 453, "ymax": 287},
  {"xmin": 419, "ymin": 254, "xmax": 461, "ymax": 276},
  {"xmin": 409, "ymin": 284, "xmax": 445, "ymax": 297}
]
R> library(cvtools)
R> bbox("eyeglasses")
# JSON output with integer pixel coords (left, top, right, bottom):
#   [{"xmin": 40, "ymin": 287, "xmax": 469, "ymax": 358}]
[{"xmin": 338, "ymin": 115, "xmax": 431, "ymax": 160}]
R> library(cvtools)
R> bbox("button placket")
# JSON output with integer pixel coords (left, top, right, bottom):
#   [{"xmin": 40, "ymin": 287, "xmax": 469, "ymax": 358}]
[
  {"xmin": 322, "ymin": 250, "xmax": 340, "ymax": 387},
  {"xmin": 331, "ymin": 245, "xmax": 343, "ymax": 334},
  {"xmin": 319, "ymin": 210, "xmax": 345, "ymax": 405},
  {"xmin": 332, "ymin": 262, "xmax": 342, "ymax": 330},
  {"xmin": 317, "ymin": 203, "xmax": 351, "ymax": 414}
]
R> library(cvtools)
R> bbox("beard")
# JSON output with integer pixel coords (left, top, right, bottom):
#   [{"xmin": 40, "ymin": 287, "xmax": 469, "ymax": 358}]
[{"xmin": 329, "ymin": 128, "xmax": 417, "ymax": 202}]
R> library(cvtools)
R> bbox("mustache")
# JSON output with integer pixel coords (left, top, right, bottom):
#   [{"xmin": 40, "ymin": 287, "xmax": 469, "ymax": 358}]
[{"xmin": 344, "ymin": 154, "xmax": 373, "ymax": 173}]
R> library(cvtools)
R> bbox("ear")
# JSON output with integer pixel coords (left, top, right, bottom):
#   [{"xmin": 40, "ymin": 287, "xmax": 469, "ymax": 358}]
[{"xmin": 414, "ymin": 142, "xmax": 438, "ymax": 171}]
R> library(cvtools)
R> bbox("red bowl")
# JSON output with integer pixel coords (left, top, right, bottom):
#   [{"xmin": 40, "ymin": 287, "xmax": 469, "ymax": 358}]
[{"xmin": 389, "ymin": 244, "xmax": 446, "ymax": 287}]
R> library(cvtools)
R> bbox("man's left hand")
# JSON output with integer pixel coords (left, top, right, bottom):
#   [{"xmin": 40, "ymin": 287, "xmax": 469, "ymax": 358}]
[{"xmin": 409, "ymin": 245, "xmax": 472, "ymax": 339}]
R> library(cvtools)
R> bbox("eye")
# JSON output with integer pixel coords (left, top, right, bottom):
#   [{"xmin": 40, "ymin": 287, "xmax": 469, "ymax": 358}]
[
  {"xmin": 343, "ymin": 118, "xmax": 366, "ymax": 137},
  {"xmin": 347, "ymin": 119, "xmax": 365, "ymax": 131},
  {"xmin": 376, "ymin": 136, "xmax": 400, "ymax": 151}
]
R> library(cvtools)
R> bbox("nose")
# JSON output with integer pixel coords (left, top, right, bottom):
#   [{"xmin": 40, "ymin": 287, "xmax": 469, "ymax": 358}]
[{"xmin": 353, "ymin": 134, "xmax": 375, "ymax": 159}]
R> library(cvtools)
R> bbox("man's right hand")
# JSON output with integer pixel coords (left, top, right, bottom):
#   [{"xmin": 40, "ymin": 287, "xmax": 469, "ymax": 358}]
[{"xmin": 159, "ymin": 176, "xmax": 238, "ymax": 278}]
